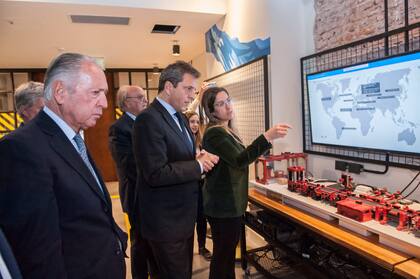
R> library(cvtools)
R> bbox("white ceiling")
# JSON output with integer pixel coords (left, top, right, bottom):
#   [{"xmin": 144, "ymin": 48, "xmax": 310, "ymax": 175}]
[{"xmin": 0, "ymin": 0, "xmax": 226, "ymax": 68}]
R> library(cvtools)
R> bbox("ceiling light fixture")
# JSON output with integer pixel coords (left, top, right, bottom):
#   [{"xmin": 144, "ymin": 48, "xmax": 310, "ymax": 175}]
[
  {"xmin": 151, "ymin": 24, "xmax": 180, "ymax": 34},
  {"xmin": 172, "ymin": 40, "xmax": 180, "ymax": 56},
  {"xmin": 152, "ymin": 64, "xmax": 160, "ymax": 75}
]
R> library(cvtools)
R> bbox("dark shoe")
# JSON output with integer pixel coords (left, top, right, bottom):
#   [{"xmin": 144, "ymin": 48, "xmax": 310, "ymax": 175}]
[{"xmin": 199, "ymin": 247, "xmax": 212, "ymax": 261}]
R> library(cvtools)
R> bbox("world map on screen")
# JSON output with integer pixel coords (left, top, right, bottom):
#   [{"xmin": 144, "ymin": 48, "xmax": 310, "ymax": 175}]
[{"xmin": 308, "ymin": 52, "xmax": 420, "ymax": 154}]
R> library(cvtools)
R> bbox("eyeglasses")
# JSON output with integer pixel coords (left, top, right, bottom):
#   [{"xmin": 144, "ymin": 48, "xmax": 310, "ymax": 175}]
[
  {"xmin": 126, "ymin": 96, "xmax": 148, "ymax": 103},
  {"xmin": 214, "ymin": 98, "xmax": 232, "ymax": 108}
]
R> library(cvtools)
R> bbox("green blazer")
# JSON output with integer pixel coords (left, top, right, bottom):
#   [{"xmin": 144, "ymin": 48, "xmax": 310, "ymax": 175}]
[{"xmin": 202, "ymin": 126, "xmax": 272, "ymax": 218}]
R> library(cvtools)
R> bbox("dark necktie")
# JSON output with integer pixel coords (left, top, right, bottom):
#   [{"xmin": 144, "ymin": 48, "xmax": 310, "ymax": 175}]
[
  {"xmin": 73, "ymin": 133, "xmax": 104, "ymax": 195},
  {"xmin": 174, "ymin": 112, "xmax": 194, "ymax": 153}
]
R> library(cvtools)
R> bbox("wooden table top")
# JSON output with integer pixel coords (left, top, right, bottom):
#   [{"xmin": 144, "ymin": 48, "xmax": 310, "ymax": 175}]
[
  {"xmin": 248, "ymin": 189, "xmax": 415, "ymax": 272},
  {"xmin": 394, "ymin": 258, "xmax": 420, "ymax": 279}
]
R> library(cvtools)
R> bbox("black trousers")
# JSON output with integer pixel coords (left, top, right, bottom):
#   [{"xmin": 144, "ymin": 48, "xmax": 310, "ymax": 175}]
[
  {"xmin": 129, "ymin": 215, "xmax": 157, "ymax": 279},
  {"xmin": 207, "ymin": 216, "xmax": 242, "ymax": 279},
  {"xmin": 196, "ymin": 181, "xmax": 207, "ymax": 249},
  {"xmin": 148, "ymin": 235, "xmax": 194, "ymax": 279}
]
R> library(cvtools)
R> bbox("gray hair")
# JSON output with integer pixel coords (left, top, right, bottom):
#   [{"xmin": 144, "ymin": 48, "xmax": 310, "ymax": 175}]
[
  {"xmin": 158, "ymin": 61, "xmax": 200, "ymax": 92},
  {"xmin": 14, "ymin": 81, "xmax": 44, "ymax": 112},
  {"xmin": 116, "ymin": 85, "xmax": 143, "ymax": 111},
  {"xmin": 44, "ymin": 53, "xmax": 98, "ymax": 100}
]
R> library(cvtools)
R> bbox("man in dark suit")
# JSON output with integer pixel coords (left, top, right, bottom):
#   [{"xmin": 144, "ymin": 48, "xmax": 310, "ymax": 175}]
[
  {"xmin": 0, "ymin": 53, "xmax": 127, "ymax": 279},
  {"xmin": 109, "ymin": 85, "xmax": 155, "ymax": 279},
  {"xmin": 133, "ymin": 61, "xmax": 219, "ymax": 279}
]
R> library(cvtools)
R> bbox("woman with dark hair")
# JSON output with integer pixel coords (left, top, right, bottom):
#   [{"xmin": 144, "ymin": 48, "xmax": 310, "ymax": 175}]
[
  {"xmin": 201, "ymin": 87, "xmax": 291, "ymax": 279},
  {"xmin": 184, "ymin": 110, "xmax": 212, "ymax": 261}
]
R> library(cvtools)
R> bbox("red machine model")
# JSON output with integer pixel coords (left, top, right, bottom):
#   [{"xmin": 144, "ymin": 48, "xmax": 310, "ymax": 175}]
[
  {"xmin": 394, "ymin": 208, "xmax": 418, "ymax": 231},
  {"xmin": 288, "ymin": 166, "xmax": 353, "ymax": 205},
  {"xmin": 336, "ymin": 199, "xmax": 373, "ymax": 222},
  {"xmin": 414, "ymin": 214, "xmax": 420, "ymax": 235},
  {"xmin": 255, "ymin": 152, "xmax": 307, "ymax": 184},
  {"xmin": 339, "ymin": 173, "xmax": 353, "ymax": 190},
  {"xmin": 313, "ymin": 185, "xmax": 352, "ymax": 205},
  {"xmin": 286, "ymin": 165, "xmax": 420, "ymax": 235}
]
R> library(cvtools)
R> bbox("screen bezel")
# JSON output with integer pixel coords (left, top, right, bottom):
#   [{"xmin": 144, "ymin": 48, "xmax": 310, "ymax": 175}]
[{"xmin": 306, "ymin": 49, "xmax": 420, "ymax": 156}]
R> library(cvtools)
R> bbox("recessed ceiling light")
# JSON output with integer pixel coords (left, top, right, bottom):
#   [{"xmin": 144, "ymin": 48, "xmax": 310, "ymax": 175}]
[
  {"xmin": 151, "ymin": 24, "xmax": 180, "ymax": 34},
  {"xmin": 152, "ymin": 64, "xmax": 160, "ymax": 75}
]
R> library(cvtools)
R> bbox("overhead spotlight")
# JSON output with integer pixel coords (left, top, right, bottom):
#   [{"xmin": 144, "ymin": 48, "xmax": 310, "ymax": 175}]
[
  {"xmin": 152, "ymin": 64, "xmax": 160, "ymax": 75},
  {"xmin": 172, "ymin": 40, "xmax": 180, "ymax": 56}
]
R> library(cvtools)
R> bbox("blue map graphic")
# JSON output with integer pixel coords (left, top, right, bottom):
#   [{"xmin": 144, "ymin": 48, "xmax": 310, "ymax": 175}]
[
  {"xmin": 205, "ymin": 24, "xmax": 270, "ymax": 71},
  {"xmin": 398, "ymin": 128, "xmax": 416, "ymax": 145}
]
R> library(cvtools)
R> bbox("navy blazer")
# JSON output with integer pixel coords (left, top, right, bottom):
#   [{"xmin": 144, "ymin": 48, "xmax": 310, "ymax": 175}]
[
  {"xmin": 109, "ymin": 113, "xmax": 136, "ymax": 215},
  {"xmin": 0, "ymin": 111, "xmax": 127, "ymax": 279},
  {"xmin": 133, "ymin": 99, "xmax": 201, "ymax": 241}
]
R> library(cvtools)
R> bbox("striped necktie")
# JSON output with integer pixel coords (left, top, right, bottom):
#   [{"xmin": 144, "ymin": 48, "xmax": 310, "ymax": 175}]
[{"xmin": 73, "ymin": 133, "xmax": 104, "ymax": 195}]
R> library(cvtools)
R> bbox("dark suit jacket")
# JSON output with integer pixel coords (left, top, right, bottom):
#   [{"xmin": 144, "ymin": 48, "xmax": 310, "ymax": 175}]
[
  {"xmin": 0, "ymin": 111, "xmax": 127, "ymax": 279},
  {"xmin": 133, "ymin": 99, "xmax": 201, "ymax": 241},
  {"xmin": 109, "ymin": 113, "xmax": 136, "ymax": 214},
  {"xmin": 0, "ymin": 228, "xmax": 22, "ymax": 279}
]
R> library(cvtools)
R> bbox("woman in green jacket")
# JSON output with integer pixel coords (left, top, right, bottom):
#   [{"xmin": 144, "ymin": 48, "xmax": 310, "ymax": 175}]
[{"xmin": 201, "ymin": 87, "xmax": 291, "ymax": 279}]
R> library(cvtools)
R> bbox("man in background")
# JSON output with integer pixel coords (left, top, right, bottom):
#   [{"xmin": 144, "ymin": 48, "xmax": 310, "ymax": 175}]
[
  {"xmin": 0, "ymin": 52, "xmax": 127, "ymax": 279},
  {"xmin": 109, "ymin": 85, "xmax": 155, "ymax": 279},
  {"xmin": 14, "ymin": 81, "xmax": 45, "ymax": 124}
]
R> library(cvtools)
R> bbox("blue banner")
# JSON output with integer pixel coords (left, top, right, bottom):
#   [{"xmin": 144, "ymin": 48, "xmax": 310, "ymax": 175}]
[{"xmin": 205, "ymin": 24, "xmax": 270, "ymax": 71}]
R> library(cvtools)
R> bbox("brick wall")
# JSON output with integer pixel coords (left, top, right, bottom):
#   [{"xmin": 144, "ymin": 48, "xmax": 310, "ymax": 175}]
[{"xmin": 314, "ymin": 0, "xmax": 420, "ymax": 52}]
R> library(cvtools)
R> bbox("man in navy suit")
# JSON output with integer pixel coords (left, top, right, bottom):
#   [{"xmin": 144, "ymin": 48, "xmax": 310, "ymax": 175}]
[
  {"xmin": 133, "ymin": 61, "xmax": 219, "ymax": 279},
  {"xmin": 0, "ymin": 53, "xmax": 127, "ymax": 279},
  {"xmin": 109, "ymin": 85, "xmax": 155, "ymax": 279}
]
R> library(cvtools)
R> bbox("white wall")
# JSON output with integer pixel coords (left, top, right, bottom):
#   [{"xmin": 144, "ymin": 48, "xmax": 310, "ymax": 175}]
[
  {"xmin": 267, "ymin": 0, "xmax": 315, "ymax": 154},
  {"xmin": 190, "ymin": 51, "xmax": 208, "ymax": 86},
  {"xmin": 192, "ymin": 0, "xmax": 420, "ymax": 201},
  {"xmin": 196, "ymin": 0, "xmax": 315, "ymax": 153}
]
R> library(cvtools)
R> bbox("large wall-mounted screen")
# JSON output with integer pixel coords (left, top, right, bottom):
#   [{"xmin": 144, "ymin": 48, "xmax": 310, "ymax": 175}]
[{"xmin": 307, "ymin": 51, "xmax": 420, "ymax": 155}]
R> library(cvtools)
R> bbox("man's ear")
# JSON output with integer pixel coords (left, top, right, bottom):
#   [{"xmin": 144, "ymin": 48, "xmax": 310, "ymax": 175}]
[
  {"xmin": 123, "ymin": 99, "xmax": 129, "ymax": 110},
  {"xmin": 19, "ymin": 109, "xmax": 28, "ymax": 120},
  {"xmin": 163, "ymin": 81, "xmax": 173, "ymax": 96},
  {"xmin": 53, "ymin": 81, "xmax": 66, "ymax": 105}
]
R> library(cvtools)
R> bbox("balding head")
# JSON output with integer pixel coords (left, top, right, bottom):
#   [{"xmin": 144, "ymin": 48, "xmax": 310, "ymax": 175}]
[{"xmin": 117, "ymin": 85, "xmax": 147, "ymax": 116}]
